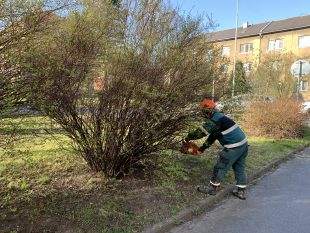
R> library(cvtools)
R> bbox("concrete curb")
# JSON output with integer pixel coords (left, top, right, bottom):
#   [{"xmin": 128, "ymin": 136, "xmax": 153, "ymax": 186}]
[{"xmin": 143, "ymin": 146, "xmax": 308, "ymax": 233}]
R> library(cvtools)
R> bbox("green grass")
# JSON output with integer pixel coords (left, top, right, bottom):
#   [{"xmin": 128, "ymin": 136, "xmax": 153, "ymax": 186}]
[{"xmin": 0, "ymin": 116, "xmax": 309, "ymax": 232}]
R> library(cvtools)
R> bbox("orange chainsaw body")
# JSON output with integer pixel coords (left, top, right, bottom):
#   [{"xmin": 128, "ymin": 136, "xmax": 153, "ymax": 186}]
[{"xmin": 181, "ymin": 141, "xmax": 201, "ymax": 155}]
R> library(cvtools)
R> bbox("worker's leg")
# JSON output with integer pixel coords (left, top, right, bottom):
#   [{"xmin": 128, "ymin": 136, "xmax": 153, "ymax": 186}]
[
  {"xmin": 232, "ymin": 143, "xmax": 248, "ymax": 199},
  {"xmin": 232, "ymin": 143, "xmax": 248, "ymax": 187},
  {"xmin": 198, "ymin": 148, "xmax": 238, "ymax": 195},
  {"xmin": 211, "ymin": 147, "xmax": 246, "ymax": 184}
]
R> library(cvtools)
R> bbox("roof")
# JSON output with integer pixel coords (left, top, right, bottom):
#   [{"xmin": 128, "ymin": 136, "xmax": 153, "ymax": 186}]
[{"xmin": 208, "ymin": 14, "xmax": 310, "ymax": 42}]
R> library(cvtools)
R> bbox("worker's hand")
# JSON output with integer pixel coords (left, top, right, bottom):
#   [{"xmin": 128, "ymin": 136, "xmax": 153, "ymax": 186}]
[
  {"xmin": 198, "ymin": 143, "xmax": 211, "ymax": 154},
  {"xmin": 198, "ymin": 147, "xmax": 205, "ymax": 154}
]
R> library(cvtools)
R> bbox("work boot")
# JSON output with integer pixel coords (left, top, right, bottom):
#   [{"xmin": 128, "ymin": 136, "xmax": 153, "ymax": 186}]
[
  {"xmin": 232, "ymin": 187, "xmax": 246, "ymax": 200},
  {"xmin": 197, "ymin": 184, "xmax": 219, "ymax": 195}
]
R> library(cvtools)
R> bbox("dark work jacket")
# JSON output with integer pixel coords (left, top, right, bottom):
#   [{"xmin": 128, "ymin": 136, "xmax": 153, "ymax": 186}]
[{"xmin": 186, "ymin": 111, "xmax": 247, "ymax": 149}]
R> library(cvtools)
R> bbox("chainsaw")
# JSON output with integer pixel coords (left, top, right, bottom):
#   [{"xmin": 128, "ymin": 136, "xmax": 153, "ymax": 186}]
[{"xmin": 180, "ymin": 141, "xmax": 201, "ymax": 156}]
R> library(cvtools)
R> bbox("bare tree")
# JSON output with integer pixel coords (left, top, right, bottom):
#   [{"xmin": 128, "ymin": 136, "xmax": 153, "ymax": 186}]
[
  {"xmin": 249, "ymin": 53, "xmax": 296, "ymax": 98},
  {"xmin": 12, "ymin": 0, "xmax": 227, "ymax": 177}
]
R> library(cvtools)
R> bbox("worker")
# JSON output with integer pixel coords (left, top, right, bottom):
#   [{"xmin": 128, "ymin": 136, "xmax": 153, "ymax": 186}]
[{"xmin": 184, "ymin": 96, "xmax": 248, "ymax": 200}]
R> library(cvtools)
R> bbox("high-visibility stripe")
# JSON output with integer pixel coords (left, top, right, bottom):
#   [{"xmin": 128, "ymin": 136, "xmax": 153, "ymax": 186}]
[
  {"xmin": 210, "ymin": 180, "xmax": 220, "ymax": 186},
  {"xmin": 224, "ymin": 138, "xmax": 247, "ymax": 149},
  {"xmin": 222, "ymin": 124, "xmax": 238, "ymax": 135},
  {"xmin": 236, "ymin": 185, "xmax": 247, "ymax": 188},
  {"xmin": 200, "ymin": 126, "xmax": 209, "ymax": 135}
]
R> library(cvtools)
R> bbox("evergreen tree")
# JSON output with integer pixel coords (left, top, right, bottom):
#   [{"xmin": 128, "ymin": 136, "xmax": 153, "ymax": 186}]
[{"xmin": 230, "ymin": 61, "xmax": 251, "ymax": 96}]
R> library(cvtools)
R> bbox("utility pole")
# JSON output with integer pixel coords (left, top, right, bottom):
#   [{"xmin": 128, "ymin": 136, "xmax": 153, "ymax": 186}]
[
  {"xmin": 212, "ymin": 78, "xmax": 215, "ymax": 99},
  {"xmin": 297, "ymin": 60, "xmax": 303, "ymax": 101},
  {"xmin": 232, "ymin": 0, "xmax": 239, "ymax": 97}
]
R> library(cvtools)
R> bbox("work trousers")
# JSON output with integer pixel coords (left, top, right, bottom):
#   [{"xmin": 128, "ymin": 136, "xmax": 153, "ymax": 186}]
[{"xmin": 211, "ymin": 143, "xmax": 248, "ymax": 186}]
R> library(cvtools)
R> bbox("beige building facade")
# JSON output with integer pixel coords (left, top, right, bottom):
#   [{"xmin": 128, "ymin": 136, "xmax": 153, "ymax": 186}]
[{"xmin": 209, "ymin": 15, "xmax": 310, "ymax": 101}]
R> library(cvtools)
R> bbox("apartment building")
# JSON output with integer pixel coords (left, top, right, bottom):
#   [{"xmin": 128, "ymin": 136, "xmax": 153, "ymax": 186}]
[{"xmin": 208, "ymin": 15, "xmax": 310, "ymax": 101}]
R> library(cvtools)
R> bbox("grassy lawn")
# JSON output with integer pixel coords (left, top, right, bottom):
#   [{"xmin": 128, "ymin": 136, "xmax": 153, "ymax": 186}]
[{"xmin": 0, "ymin": 116, "xmax": 309, "ymax": 233}]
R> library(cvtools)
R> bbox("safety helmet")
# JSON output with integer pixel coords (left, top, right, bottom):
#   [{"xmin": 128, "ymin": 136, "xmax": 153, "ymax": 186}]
[{"xmin": 200, "ymin": 98, "xmax": 216, "ymax": 109}]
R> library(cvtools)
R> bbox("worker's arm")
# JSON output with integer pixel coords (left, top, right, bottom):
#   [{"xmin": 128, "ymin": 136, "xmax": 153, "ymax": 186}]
[
  {"xmin": 185, "ymin": 128, "xmax": 207, "ymax": 141},
  {"xmin": 199, "ymin": 122, "xmax": 222, "ymax": 152}
]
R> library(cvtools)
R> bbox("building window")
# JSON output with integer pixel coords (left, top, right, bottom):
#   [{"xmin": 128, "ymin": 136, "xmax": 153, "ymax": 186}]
[
  {"xmin": 300, "ymin": 80, "xmax": 309, "ymax": 92},
  {"xmin": 243, "ymin": 62, "xmax": 252, "ymax": 73},
  {"xmin": 222, "ymin": 46, "xmax": 230, "ymax": 56},
  {"xmin": 298, "ymin": 35, "xmax": 310, "ymax": 48},
  {"xmin": 240, "ymin": 43, "xmax": 253, "ymax": 54},
  {"xmin": 268, "ymin": 39, "xmax": 284, "ymax": 51}
]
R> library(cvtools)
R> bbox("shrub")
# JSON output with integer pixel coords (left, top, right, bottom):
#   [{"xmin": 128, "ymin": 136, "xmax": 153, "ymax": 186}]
[
  {"xmin": 12, "ymin": 0, "xmax": 227, "ymax": 177},
  {"xmin": 242, "ymin": 99, "xmax": 305, "ymax": 138}
]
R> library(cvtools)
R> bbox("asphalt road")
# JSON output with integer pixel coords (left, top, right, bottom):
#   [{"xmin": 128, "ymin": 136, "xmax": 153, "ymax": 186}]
[{"xmin": 170, "ymin": 147, "xmax": 310, "ymax": 233}]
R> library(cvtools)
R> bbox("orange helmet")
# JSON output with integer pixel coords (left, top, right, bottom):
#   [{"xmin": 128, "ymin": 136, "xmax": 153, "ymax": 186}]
[{"xmin": 200, "ymin": 98, "xmax": 216, "ymax": 109}]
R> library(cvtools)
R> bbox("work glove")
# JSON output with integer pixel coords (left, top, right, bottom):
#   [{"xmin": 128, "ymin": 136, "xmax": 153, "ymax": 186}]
[
  {"xmin": 198, "ymin": 142, "xmax": 211, "ymax": 153},
  {"xmin": 198, "ymin": 147, "xmax": 205, "ymax": 153}
]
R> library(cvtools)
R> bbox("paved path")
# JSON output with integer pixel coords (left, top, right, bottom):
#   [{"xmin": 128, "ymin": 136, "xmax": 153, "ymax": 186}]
[{"xmin": 170, "ymin": 147, "xmax": 310, "ymax": 233}]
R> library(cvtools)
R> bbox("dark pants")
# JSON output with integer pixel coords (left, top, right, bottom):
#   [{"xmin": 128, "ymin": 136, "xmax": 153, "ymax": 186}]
[{"xmin": 211, "ymin": 143, "xmax": 248, "ymax": 186}]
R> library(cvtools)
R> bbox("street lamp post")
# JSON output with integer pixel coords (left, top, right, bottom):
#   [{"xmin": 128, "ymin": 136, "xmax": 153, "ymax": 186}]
[
  {"xmin": 232, "ymin": 0, "xmax": 239, "ymax": 97},
  {"xmin": 297, "ymin": 61, "xmax": 303, "ymax": 101},
  {"xmin": 212, "ymin": 78, "xmax": 215, "ymax": 99},
  {"xmin": 290, "ymin": 59, "xmax": 310, "ymax": 101}
]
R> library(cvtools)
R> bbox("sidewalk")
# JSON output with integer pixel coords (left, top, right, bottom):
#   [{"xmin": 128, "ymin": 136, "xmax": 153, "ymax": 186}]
[{"xmin": 170, "ymin": 147, "xmax": 310, "ymax": 233}]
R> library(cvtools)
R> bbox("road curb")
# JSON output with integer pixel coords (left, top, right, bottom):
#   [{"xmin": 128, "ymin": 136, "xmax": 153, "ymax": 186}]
[{"xmin": 143, "ymin": 146, "xmax": 308, "ymax": 233}]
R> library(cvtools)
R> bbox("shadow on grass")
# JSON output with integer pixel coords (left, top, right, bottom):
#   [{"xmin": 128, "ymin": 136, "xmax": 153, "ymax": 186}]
[{"xmin": 0, "ymin": 128, "xmax": 64, "ymax": 136}]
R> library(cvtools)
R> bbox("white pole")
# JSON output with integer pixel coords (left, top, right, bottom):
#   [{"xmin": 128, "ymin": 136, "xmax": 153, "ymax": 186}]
[
  {"xmin": 232, "ymin": 0, "xmax": 239, "ymax": 97},
  {"xmin": 212, "ymin": 78, "xmax": 215, "ymax": 98},
  {"xmin": 297, "ymin": 61, "xmax": 303, "ymax": 102}
]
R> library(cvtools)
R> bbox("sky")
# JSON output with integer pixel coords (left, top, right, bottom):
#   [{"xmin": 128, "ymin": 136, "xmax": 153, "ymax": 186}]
[{"xmin": 170, "ymin": 0, "xmax": 310, "ymax": 31}]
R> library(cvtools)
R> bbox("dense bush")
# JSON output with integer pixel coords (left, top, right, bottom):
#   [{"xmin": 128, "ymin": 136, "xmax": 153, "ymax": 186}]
[{"xmin": 242, "ymin": 99, "xmax": 305, "ymax": 138}]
